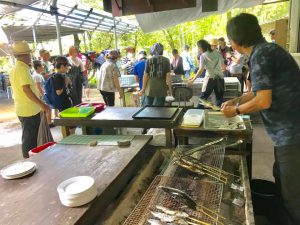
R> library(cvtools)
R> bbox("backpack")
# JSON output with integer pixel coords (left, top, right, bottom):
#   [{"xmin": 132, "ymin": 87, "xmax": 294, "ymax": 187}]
[{"xmin": 44, "ymin": 73, "xmax": 63, "ymax": 109}]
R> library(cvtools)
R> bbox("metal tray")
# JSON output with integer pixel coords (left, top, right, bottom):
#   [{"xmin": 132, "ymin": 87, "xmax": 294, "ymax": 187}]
[
  {"xmin": 204, "ymin": 111, "xmax": 246, "ymax": 130},
  {"xmin": 132, "ymin": 106, "xmax": 179, "ymax": 120}
]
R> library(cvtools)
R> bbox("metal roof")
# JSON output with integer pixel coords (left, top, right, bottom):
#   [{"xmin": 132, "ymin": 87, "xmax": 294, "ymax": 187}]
[
  {"xmin": 2, "ymin": 25, "xmax": 84, "ymax": 42},
  {"xmin": 0, "ymin": 0, "xmax": 139, "ymax": 40}
]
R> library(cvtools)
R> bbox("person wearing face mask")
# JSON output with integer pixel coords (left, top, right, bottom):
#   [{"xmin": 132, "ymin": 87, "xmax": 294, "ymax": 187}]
[
  {"xmin": 121, "ymin": 47, "xmax": 136, "ymax": 75},
  {"xmin": 96, "ymin": 50, "xmax": 124, "ymax": 106}
]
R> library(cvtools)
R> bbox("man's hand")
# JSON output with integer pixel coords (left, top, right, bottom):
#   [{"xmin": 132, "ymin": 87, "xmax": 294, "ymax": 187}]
[
  {"xmin": 221, "ymin": 99, "xmax": 235, "ymax": 108},
  {"xmin": 221, "ymin": 105, "xmax": 237, "ymax": 117},
  {"xmin": 40, "ymin": 103, "xmax": 51, "ymax": 115},
  {"xmin": 139, "ymin": 89, "xmax": 145, "ymax": 96},
  {"xmin": 187, "ymin": 78, "xmax": 194, "ymax": 85}
]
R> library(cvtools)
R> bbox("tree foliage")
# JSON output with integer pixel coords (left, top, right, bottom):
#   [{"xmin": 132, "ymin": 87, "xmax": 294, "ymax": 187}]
[{"xmin": 81, "ymin": 1, "xmax": 289, "ymax": 58}]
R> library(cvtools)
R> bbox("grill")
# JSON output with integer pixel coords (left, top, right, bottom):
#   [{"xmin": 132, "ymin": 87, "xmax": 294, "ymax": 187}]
[
  {"xmin": 172, "ymin": 144, "xmax": 226, "ymax": 183},
  {"xmin": 123, "ymin": 176, "xmax": 223, "ymax": 225}
]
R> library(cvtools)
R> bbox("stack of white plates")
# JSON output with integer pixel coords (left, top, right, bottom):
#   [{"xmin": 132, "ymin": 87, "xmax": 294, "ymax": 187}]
[
  {"xmin": 57, "ymin": 176, "xmax": 97, "ymax": 207},
  {"xmin": 0, "ymin": 161, "xmax": 37, "ymax": 179}
]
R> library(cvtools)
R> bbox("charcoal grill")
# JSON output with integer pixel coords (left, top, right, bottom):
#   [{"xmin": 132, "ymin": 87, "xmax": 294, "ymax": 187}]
[{"xmin": 123, "ymin": 176, "xmax": 223, "ymax": 225}]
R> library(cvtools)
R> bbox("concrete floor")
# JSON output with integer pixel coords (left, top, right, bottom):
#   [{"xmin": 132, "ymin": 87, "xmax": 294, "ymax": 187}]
[{"xmin": 0, "ymin": 89, "xmax": 275, "ymax": 224}]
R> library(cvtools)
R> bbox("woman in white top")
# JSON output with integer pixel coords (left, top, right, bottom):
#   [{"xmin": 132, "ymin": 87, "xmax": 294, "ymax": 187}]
[
  {"xmin": 188, "ymin": 39, "xmax": 225, "ymax": 106},
  {"xmin": 96, "ymin": 50, "xmax": 123, "ymax": 106},
  {"xmin": 67, "ymin": 46, "xmax": 84, "ymax": 106}
]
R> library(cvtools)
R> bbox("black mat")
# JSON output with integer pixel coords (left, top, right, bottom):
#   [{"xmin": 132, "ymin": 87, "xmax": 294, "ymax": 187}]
[{"xmin": 132, "ymin": 106, "xmax": 178, "ymax": 119}]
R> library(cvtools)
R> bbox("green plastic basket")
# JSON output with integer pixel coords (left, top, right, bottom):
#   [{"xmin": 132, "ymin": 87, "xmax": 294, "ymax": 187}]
[{"xmin": 59, "ymin": 107, "xmax": 95, "ymax": 118}]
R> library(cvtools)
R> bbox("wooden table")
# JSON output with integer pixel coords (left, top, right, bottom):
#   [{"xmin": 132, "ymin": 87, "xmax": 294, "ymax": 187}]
[
  {"xmin": 173, "ymin": 117, "xmax": 253, "ymax": 178},
  {"xmin": 0, "ymin": 135, "xmax": 152, "ymax": 225},
  {"xmin": 54, "ymin": 107, "xmax": 184, "ymax": 147}
]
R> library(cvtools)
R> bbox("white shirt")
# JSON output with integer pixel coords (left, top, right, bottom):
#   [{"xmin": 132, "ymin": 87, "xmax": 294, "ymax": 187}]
[{"xmin": 32, "ymin": 71, "xmax": 44, "ymax": 84}]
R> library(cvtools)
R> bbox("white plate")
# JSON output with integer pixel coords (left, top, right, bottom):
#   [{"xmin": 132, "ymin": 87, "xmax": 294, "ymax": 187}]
[
  {"xmin": 1, "ymin": 161, "xmax": 36, "ymax": 177},
  {"xmin": 59, "ymin": 188, "xmax": 97, "ymax": 207},
  {"xmin": 57, "ymin": 176, "xmax": 95, "ymax": 196},
  {"xmin": 1, "ymin": 166, "xmax": 36, "ymax": 179}
]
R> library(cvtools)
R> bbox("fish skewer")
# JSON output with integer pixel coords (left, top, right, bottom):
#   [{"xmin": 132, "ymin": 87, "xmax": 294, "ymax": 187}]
[
  {"xmin": 159, "ymin": 186, "xmax": 226, "ymax": 225},
  {"xmin": 151, "ymin": 210, "xmax": 211, "ymax": 225}
]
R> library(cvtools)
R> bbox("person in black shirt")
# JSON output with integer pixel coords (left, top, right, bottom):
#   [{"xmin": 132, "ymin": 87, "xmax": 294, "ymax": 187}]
[
  {"xmin": 222, "ymin": 13, "xmax": 300, "ymax": 225},
  {"xmin": 53, "ymin": 56, "xmax": 72, "ymax": 112},
  {"xmin": 171, "ymin": 49, "xmax": 184, "ymax": 83}
]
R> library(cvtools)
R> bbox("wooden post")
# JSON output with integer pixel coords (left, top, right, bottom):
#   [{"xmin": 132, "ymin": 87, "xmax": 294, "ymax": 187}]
[{"xmin": 275, "ymin": 18, "xmax": 288, "ymax": 49}]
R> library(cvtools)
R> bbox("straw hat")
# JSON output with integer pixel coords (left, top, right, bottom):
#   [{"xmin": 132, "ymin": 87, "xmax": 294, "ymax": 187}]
[
  {"xmin": 12, "ymin": 41, "xmax": 32, "ymax": 55},
  {"xmin": 210, "ymin": 38, "xmax": 219, "ymax": 46}
]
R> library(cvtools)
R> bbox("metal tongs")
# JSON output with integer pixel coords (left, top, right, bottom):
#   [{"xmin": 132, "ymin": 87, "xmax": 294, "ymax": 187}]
[
  {"xmin": 178, "ymin": 138, "xmax": 243, "ymax": 157},
  {"xmin": 198, "ymin": 98, "xmax": 220, "ymax": 111}
]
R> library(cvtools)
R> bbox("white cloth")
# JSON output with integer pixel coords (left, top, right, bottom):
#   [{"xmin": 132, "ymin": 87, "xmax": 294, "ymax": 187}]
[{"xmin": 136, "ymin": 0, "xmax": 264, "ymax": 33}]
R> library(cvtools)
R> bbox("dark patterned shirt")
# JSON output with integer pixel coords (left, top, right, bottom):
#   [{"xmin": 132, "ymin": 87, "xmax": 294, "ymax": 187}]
[{"xmin": 249, "ymin": 40, "xmax": 300, "ymax": 146}]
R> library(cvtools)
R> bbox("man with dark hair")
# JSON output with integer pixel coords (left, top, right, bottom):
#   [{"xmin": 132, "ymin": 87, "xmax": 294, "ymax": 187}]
[
  {"xmin": 222, "ymin": 13, "xmax": 300, "ymax": 225},
  {"xmin": 171, "ymin": 49, "xmax": 184, "ymax": 82},
  {"xmin": 134, "ymin": 50, "xmax": 147, "ymax": 91},
  {"xmin": 182, "ymin": 45, "xmax": 194, "ymax": 79}
]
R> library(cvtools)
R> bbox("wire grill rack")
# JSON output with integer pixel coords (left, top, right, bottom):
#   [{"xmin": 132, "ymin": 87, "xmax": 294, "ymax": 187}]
[
  {"xmin": 173, "ymin": 144, "xmax": 226, "ymax": 182},
  {"xmin": 123, "ymin": 176, "xmax": 223, "ymax": 225}
]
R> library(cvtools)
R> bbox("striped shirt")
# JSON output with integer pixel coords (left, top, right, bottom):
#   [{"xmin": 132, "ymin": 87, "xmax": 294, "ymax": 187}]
[{"xmin": 121, "ymin": 57, "xmax": 135, "ymax": 75}]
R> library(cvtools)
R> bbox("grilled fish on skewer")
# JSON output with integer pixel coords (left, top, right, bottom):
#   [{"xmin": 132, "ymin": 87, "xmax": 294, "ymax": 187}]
[{"xmin": 155, "ymin": 205, "xmax": 211, "ymax": 225}]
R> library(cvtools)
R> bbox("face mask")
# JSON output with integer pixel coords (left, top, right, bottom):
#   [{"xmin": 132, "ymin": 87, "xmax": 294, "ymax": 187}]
[{"xmin": 127, "ymin": 53, "xmax": 134, "ymax": 58}]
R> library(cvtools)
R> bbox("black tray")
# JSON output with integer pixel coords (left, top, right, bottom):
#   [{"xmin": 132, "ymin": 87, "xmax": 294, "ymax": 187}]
[{"xmin": 132, "ymin": 106, "xmax": 179, "ymax": 120}]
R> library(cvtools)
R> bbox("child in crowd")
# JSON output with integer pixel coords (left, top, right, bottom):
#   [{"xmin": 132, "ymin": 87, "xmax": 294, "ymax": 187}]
[
  {"xmin": 32, "ymin": 60, "xmax": 45, "ymax": 98},
  {"xmin": 53, "ymin": 56, "xmax": 75, "ymax": 134}
]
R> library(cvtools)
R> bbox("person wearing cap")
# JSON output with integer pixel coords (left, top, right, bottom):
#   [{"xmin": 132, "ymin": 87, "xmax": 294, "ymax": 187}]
[
  {"xmin": 96, "ymin": 50, "xmax": 124, "ymax": 106},
  {"xmin": 67, "ymin": 46, "xmax": 85, "ymax": 106},
  {"xmin": 10, "ymin": 41, "xmax": 50, "ymax": 158},
  {"xmin": 139, "ymin": 43, "xmax": 172, "ymax": 106},
  {"xmin": 222, "ymin": 13, "xmax": 300, "ymax": 224},
  {"xmin": 210, "ymin": 39, "xmax": 219, "ymax": 50},
  {"xmin": 121, "ymin": 47, "xmax": 136, "ymax": 75}
]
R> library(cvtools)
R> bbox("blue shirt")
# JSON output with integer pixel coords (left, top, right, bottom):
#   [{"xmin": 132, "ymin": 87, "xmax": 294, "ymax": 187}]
[
  {"xmin": 249, "ymin": 40, "xmax": 300, "ymax": 146},
  {"xmin": 134, "ymin": 59, "xmax": 146, "ymax": 89}
]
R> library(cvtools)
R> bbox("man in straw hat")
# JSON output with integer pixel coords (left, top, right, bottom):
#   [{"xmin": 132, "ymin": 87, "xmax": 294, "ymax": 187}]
[{"xmin": 10, "ymin": 41, "xmax": 50, "ymax": 158}]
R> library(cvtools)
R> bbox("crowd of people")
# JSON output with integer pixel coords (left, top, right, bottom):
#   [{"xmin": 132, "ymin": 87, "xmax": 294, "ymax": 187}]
[
  {"xmin": 7, "ymin": 34, "xmax": 257, "ymax": 159},
  {"xmin": 7, "ymin": 13, "xmax": 300, "ymax": 224}
]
